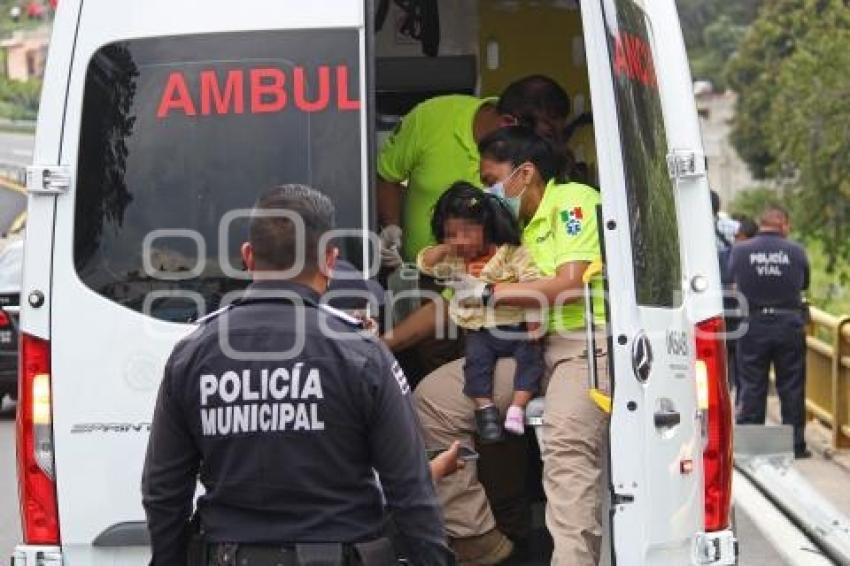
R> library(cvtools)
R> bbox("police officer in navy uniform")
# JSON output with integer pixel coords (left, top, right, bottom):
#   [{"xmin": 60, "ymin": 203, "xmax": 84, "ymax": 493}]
[
  {"xmin": 142, "ymin": 184, "xmax": 452, "ymax": 565},
  {"xmin": 729, "ymin": 204, "xmax": 811, "ymax": 458}
]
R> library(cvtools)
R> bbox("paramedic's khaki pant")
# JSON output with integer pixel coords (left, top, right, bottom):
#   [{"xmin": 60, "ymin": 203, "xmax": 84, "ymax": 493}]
[{"xmin": 415, "ymin": 334, "xmax": 609, "ymax": 566}]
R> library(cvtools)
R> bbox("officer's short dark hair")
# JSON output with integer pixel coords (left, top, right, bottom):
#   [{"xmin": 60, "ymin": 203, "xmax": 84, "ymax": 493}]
[
  {"xmin": 498, "ymin": 75, "xmax": 571, "ymax": 131},
  {"xmin": 760, "ymin": 203, "xmax": 789, "ymax": 224},
  {"xmin": 431, "ymin": 181, "xmax": 521, "ymax": 247},
  {"xmin": 249, "ymin": 184, "xmax": 335, "ymax": 272},
  {"xmin": 478, "ymin": 126, "xmax": 560, "ymax": 183}
]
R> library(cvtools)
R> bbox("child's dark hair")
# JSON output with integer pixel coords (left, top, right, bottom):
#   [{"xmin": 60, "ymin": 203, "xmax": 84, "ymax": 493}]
[
  {"xmin": 431, "ymin": 182, "xmax": 521, "ymax": 246},
  {"xmin": 478, "ymin": 126, "xmax": 560, "ymax": 183}
]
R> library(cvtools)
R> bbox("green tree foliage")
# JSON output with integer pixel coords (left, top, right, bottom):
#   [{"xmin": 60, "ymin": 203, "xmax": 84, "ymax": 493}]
[
  {"xmin": 730, "ymin": 187, "xmax": 781, "ymax": 220},
  {"xmin": 0, "ymin": 76, "xmax": 41, "ymax": 119},
  {"xmin": 676, "ymin": 0, "xmax": 760, "ymax": 88},
  {"xmin": 689, "ymin": 16, "xmax": 746, "ymax": 90},
  {"xmin": 726, "ymin": 0, "xmax": 850, "ymax": 273},
  {"xmin": 766, "ymin": 21, "xmax": 850, "ymax": 273},
  {"xmin": 726, "ymin": 0, "xmax": 850, "ymax": 179}
]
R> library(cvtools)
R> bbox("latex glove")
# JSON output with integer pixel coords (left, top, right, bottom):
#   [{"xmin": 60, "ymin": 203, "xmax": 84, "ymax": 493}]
[
  {"xmin": 445, "ymin": 273, "xmax": 488, "ymax": 307},
  {"xmin": 379, "ymin": 224, "xmax": 403, "ymax": 269}
]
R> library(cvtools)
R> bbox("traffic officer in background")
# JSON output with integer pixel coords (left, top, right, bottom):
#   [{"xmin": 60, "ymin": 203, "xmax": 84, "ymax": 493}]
[
  {"xmin": 729, "ymin": 203, "xmax": 811, "ymax": 458},
  {"xmin": 142, "ymin": 184, "xmax": 452, "ymax": 565}
]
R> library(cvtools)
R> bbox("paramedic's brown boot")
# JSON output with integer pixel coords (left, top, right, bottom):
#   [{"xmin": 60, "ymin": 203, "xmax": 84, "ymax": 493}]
[
  {"xmin": 450, "ymin": 529, "xmax": 514, "ymax": 566},
  {"xmin": 475, "ymin": 405, "xmax": 503, "ymax": 444}
]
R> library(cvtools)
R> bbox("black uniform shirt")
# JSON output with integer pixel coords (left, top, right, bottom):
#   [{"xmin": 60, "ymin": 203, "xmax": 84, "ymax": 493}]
[
  {"xmin": 728, "ymin": 231, "xmax": 810, "ymax": 310},
  {"xmin": 142, "ymin": 280, "xmax": 449, "ymax": 565}
]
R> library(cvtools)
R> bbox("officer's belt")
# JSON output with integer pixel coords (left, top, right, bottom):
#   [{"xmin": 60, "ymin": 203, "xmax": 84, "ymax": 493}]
[{"xmin": 207, "ymin": 538, "xmax": 397, "ymax": 566}]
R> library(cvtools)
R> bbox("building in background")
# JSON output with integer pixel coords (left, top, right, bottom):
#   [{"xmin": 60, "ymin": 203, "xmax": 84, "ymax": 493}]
[
  {"xmin": 695, "ymin": 82, "xmax": 757, "ymax": 207},
  {"xmin": 1, "ymin": 27, "xmax": 50, "ymax": 81}
]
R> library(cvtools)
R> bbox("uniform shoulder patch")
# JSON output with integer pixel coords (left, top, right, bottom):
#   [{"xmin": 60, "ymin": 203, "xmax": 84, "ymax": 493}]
[{"xmin": 560, "ymin": 207, "xmax": 584, "ymax": 236}]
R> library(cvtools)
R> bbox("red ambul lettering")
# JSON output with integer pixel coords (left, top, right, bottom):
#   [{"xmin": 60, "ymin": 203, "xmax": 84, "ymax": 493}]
[
  {"xmin": 156, "ymin": 65, "xmax": 360, "ymax": 119},
  {"xmin": 612, "ymin": 31, "xmax": 658, "ymax": 89},
  {"xmin": 201, "ymin": 70, "xmax": 244, "ymax": 115}
]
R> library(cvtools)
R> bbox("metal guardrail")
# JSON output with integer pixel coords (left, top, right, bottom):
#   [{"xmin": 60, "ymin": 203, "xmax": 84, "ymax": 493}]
[
  {"xmin": 735, "ymin": 425, "xmax": 850, "ymax": 565},
  {"xmin": 805, "ymin": 306, "xmax": 850, "ymax": 449}
]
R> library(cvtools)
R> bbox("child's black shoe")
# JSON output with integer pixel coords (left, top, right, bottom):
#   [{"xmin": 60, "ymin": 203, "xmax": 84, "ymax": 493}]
[{"xmin": 475, "ymin": 405, "xmax": 503, "ymax": 444}]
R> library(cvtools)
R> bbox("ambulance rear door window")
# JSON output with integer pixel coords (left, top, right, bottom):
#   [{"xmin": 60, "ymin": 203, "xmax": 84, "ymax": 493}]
[
  {"xmin": 602, "ymin": 0, "xmax": 683, "ymax": 308},
  {"xmin": 74, "ymin": 30, "xmax": 363, "ymax": 322}
]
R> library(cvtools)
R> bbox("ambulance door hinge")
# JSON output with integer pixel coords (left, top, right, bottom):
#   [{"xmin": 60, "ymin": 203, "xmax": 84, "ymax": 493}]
[
  {"xmin": 666, "ymin": 150, "xmax": 706, "ymax": 180},
  {"xmin": 27, "ymin": 165, "xmax": 71, "ymax": 195},
  {"xmin": 693, "ymin": 531, "xmax": 737, "ymax": 565}
]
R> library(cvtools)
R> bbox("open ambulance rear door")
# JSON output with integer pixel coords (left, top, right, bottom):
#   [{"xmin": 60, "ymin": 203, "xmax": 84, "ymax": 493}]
[{"xmin": 580, "ymin": 0, "xmax": 735, "ymax": 563}]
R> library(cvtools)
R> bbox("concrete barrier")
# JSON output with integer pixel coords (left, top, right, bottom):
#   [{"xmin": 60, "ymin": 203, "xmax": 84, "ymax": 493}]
[{"xmin": 735, "ymin": 424, "xmax": 850, "ymax": 565}]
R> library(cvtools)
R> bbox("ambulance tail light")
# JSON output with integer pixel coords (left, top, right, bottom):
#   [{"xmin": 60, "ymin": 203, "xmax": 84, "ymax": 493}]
[
  {"xmin": 16, "ymin": 332, "xmax": 59, "ymax": 544},
  {"xmin": 696, "ymin": 317, "xmax": 733, "ymax": 532}
]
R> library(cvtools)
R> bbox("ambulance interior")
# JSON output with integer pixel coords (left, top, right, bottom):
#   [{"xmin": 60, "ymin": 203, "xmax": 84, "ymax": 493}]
[
  {"xmin": 373, "ymin": 0, "xmax": 598, "ymax": 185},
  {"xmin": 372, "ymin": 2, "xmax": 610, "ymax": 563}
]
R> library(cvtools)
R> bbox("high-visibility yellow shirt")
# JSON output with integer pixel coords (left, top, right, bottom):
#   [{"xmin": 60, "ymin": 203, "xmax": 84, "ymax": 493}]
[
  {"xmin": 522, "ymin": 179, "xmax": 606, "ymax": 331},
  {"xmin": 377, "ymin": 95, "xmax": 498, "ymax": 262}
]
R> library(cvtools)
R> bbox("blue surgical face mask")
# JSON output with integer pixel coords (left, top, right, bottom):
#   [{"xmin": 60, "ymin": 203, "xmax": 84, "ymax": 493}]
[
  {"xmin": 505, "ymin": 186, "xmax": 530, "ymax": 218},
  {"xmin": 487, "ymin": 181, "xmax": 506, "ymax": 200},
  {"xmin": 486, "ymin": 167, "xmax": 525, "ymax": 217},
  {"xmin": 504, "ymin": 193, "xmax": 523, "ymax": 218}
]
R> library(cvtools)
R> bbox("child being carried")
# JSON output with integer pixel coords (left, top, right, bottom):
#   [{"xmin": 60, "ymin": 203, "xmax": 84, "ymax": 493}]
[{"xmin": 418, "ymin": 182, "xmax": 544, "ymax": 443}]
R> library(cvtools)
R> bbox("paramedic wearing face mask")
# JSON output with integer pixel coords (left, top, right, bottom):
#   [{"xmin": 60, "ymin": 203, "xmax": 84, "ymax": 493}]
[
  {"xmin": 376, "ymin": 75, "xmax": 572, "ymax": 270},
  {"xmin": 379, "ymin": 76, "xmax": 572, "ymax": 387},
  {"xmin": 414, "ymin": 127, "xmax": 607, "ymax": 566}
]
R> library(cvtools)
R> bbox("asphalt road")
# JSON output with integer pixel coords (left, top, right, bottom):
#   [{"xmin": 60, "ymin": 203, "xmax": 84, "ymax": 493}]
[
  {"xmin": 0, "ymin": 131, "xmax": 31, "ymax": 236},
  {"xmin": 0, "ymin": 131, "xmax": 33, "ymax": 168},
  {"xmin": 0, "ymin": 398, "xmax": 21, "ymax": 561},
  {"xmin": 0, "ymin": 185, "xmax": 26, "ymax": 237},
  {"xmin": 0, "ymin": 395, "xmax": 797, "ymax": 565}
]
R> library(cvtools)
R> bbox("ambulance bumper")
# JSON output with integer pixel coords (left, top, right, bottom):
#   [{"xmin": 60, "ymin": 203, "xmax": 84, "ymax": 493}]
[
  {"xmin": 11, "ymin": 545, "xmax": 63, "ymax": 566},
  {"xmin": 693, "ymin": 530, "xmax": 738, "ymax": 565}
]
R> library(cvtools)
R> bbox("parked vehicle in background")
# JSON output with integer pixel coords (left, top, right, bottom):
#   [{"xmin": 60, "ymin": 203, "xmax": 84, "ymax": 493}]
[{"xmin": 0, "ymin": 237, "xmax": 22, "ymax": 401}]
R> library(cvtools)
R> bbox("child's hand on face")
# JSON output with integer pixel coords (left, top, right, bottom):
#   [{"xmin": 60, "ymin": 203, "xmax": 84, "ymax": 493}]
[
  {"xmin": 442, "ymin": 241, "xmax": 465, "ymax": 260},
  {"xmin": 437, "ymin": 242, "xmax": 456, "ymax": 257},
  {"xmin": 422, "ymin": 243, "xmax": 455, "ymax": 275}
]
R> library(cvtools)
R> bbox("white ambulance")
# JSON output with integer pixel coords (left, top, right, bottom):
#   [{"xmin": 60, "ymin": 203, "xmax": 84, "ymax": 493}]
[{"xmin": 13, "ymin": 0, "xmax": 735, "ymax": 564}]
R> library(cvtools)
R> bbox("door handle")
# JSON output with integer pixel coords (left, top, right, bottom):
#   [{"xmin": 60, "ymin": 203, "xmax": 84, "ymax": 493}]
[
  {"xmin": 654, "ymin": 409, "xmax": 681, "ymax": 428},
  {"xmin": 582, "ymin": 258, "xmax": 610, "ymax": 413}
]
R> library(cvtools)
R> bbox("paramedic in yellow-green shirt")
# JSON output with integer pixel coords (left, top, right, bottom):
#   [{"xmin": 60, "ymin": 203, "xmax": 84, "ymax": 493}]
[
  {"xmin": 376, "ymin": 75, "xmax": 573, "ymax": 269},
  {"xmin": 414, "ymin": 126, "xmax": 608, "ymax": 566}
]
